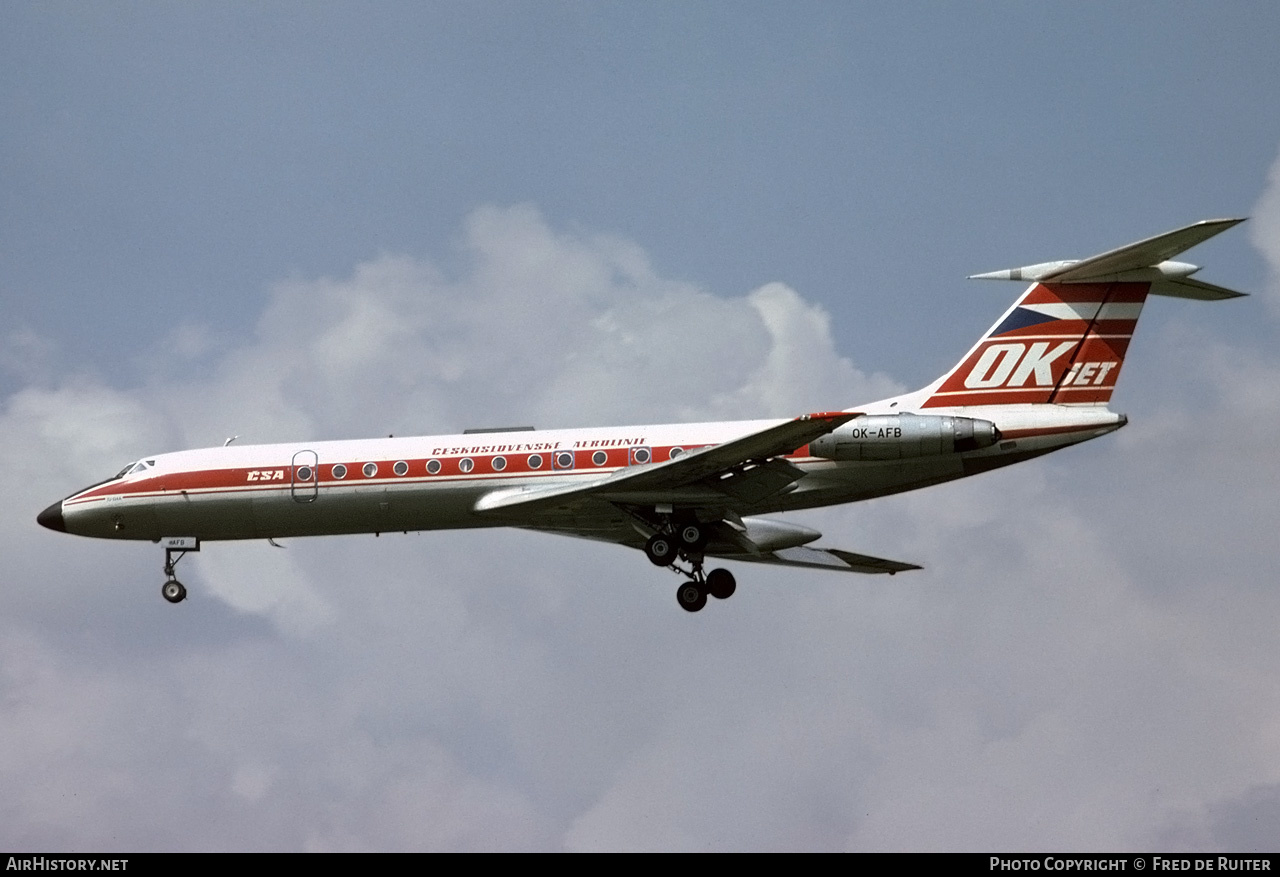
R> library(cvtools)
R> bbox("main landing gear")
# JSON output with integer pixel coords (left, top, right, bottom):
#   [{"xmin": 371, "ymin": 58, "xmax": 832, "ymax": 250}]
[
  {"xmin": 158, "ymin": 538, "xmax": 199, "ymax": 604},
  {"xmin": 643, "ymin": 524, "xmax": 737, "ymax": 613},
  {"xmin": 675, "ymin": 567, "xmax": 736, "ymax": 613}
]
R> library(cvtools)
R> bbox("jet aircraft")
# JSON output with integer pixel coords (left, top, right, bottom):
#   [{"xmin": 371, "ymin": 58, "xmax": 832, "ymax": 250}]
[{"xmin": 37, "ymin": 219, "xmax": 1246, "ymax": 611}]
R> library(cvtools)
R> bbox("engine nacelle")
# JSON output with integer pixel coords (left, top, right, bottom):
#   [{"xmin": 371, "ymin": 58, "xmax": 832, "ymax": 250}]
[
  {"xmin": 808, "ymin": 413, "xmax": 999, "ymax": 462},
  {"xmin": 737, "ymin": 517, "xmax": 823, "ymax": 551}
]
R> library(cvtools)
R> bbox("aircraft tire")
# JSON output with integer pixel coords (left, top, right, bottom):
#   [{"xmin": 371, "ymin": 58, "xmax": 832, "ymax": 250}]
[
  {"xmin": 677, "ymin": 581, "xmax": 707, "ymax": 613},
  {"xmin": 706, "ymin": 568, "xmax": 736, "ymax": 600},
  {"xmin": 645, "ymin": 533, "xmax": 678, "ymax": 566},
  {"xmin": 677, "ymin": 523, "xmax": 707, "ymax": 551},
  {"xmin": 162, "ymin": 580, "xmax": 187, "ymax": 604}
]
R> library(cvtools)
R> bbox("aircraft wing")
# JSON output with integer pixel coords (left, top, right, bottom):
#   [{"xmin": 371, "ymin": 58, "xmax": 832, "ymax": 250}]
[
  {"xmin": 472, "ymin": 409, "xmax": 923, "ymax": 576},
  {"xmin": 474, "ymin": 410, "xmax": 859, "ymax": 515},
  {"xmin": 737, "ymin": 546, "xmax": 921, "ymax": 574}
]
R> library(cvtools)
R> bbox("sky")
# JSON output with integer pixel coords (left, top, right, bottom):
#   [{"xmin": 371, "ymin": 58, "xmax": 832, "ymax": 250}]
[{"xmin": 3, "ymin": 2, "xmax": 1280, "ymax": 852}]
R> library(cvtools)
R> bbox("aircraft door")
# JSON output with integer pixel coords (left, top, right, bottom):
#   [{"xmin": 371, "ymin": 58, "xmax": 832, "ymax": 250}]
[{"xmin": 291, "ymin": 450, "xmax": 319, "ymax": 503}]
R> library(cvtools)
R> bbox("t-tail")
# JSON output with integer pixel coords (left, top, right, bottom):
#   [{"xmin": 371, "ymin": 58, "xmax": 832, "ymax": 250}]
[{"xmin": 912, "ymin": 218, "xmax": 1246, "ymax": 410}]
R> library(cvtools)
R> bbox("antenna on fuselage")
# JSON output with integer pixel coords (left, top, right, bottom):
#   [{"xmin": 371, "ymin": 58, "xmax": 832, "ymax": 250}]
[{"xmin": 224, "ymin": 436, "xmax": 239, "ymax": 446}]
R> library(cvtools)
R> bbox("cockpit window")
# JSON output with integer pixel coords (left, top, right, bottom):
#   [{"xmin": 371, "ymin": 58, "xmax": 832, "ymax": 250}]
[{"xmin": 115, "ymin": 460, "xmax": 155, "ymax": 479}]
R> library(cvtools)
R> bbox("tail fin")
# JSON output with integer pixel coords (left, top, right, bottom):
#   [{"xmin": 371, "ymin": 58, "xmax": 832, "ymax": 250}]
[
  {"xmin": 920, "ymin": 219, "xmax": 1246, "ymax": 409},
  {"xmin": 922, "ymin": 280, "xmax": 1151, "ymax": 407}
]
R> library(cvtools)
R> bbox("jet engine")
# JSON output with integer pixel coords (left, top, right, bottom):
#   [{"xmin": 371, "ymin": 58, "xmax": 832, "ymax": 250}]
[{"xmin": 808, "ymin": 413, "xmax": 999, "ymax": 461}]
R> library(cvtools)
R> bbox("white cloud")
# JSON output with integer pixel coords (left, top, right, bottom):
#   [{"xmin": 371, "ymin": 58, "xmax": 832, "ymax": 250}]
[
  {"xmin": 1251, "ymin": 147, "xmax": 1280, "ymax": 312},
  {"xmin": 197, "ymin": 541, "xmax": 336, "ymax": 637},
  {"xmin": 0, "ymin": 327, "xmax": 58, "ymax": 385}
]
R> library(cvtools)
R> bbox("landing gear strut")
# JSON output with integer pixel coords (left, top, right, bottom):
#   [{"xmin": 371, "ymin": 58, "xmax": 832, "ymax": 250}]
[
  {"xmin": 160, "ymin": 538, "xmax": 199, "ymax": 604},
  {"xmin": 669, "ymin": 525, "xmax": 733, "ymax": 612}
]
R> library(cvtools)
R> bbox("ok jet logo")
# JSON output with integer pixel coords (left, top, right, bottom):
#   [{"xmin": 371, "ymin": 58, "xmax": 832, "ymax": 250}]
[{"xmin": 963, "ymin": 341, "xmax": 1117, "ymax": 389}]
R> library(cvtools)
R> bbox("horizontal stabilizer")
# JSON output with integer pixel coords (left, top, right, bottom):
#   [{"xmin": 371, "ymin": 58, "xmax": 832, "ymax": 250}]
[
  {"xmin": 968, "ymin": 218, "xmax": 1247, "ymax": 297},
  {"xmin": 1041, "ymin": 218, "xmax": 1244, "ymax": 281},
  {"xmin": 1150, "ymin": 276, "xmax": 1247, "ymax": 301}
]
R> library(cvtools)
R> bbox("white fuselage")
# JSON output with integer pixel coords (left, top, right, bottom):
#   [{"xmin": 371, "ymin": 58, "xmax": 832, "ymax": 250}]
[{"xmin": 53, "ymin": 403, "xmax": 1125, "ymax": 544}]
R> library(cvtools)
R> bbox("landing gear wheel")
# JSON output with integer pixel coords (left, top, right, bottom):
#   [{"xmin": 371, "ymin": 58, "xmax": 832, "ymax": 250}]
[
  {"xmin": 645, "ymin": 533, "xmax": 678, "ymax": 566},
  {"xmin": 706, "ymin": 568, "xmax": 736, "ymax": 600},
  {"xmin": 677, "ymin": 581, "xmax": 707, "ymax": 613},
  {"xmin": 159, "ymin": 540, "xmax": 198, "ymax": 604},
  {"xmin": 677, "ymin": 522, "xmax": 707, "ymax": 551}
]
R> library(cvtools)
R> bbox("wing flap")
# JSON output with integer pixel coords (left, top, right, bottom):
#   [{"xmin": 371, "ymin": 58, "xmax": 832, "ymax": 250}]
[
  {"xmin": 732, "ymin": 545, "xmax": 921, "ymax": 575},
  {"xmin": 701, "ymin": 458, "xmax": 806, "ymax": 504},
  {"xmin": 474, "ymin": 475, "xmax": 614, "ymax": 514}
]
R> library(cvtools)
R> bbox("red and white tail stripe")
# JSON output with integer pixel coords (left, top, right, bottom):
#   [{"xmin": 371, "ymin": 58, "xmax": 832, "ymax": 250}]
[{"xmin": 922, "ymin": 282, "xmax": 1149, "ymax": 408}]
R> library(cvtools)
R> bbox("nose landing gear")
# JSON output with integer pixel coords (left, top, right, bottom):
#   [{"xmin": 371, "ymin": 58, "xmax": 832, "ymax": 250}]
[{"xmin": 159, "ymin": 538, "xmax": 199, "ymax": 604}]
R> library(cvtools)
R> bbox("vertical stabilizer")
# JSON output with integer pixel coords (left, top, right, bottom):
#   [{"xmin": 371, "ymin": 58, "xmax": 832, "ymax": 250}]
[
  {"xmin": 915, "ymin": 219, "xmax": 1246, "ymax": 410},
  {"xmin": 922, "ymin": 282, "xmax": 1148, "ymax": 407}
]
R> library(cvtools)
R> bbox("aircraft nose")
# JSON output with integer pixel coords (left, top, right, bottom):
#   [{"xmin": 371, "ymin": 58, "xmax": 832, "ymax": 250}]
[{"xmin": 37, "ymin": 501, "xmax": 66, "ymax": 532}]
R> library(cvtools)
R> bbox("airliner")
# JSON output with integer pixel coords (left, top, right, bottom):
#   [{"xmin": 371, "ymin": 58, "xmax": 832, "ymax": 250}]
[{"xmin": 37, "ymin": 219, "xmax": 1246, "ymax": 611}]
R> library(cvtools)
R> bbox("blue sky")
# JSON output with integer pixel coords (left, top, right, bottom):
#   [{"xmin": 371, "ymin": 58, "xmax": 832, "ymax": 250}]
[
  {"xmin": 7, "ymin": 4, "xmax": 1276, "ymax": 388},
  {"xmin": 4, "ymin": 2, "xmax": 1280, "ymax": 851}
]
